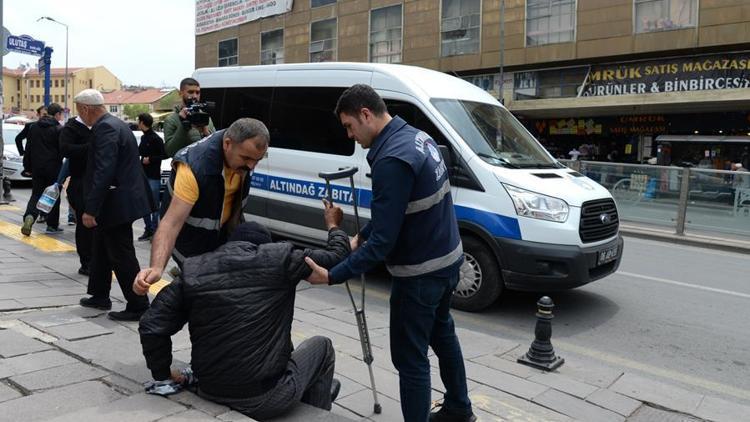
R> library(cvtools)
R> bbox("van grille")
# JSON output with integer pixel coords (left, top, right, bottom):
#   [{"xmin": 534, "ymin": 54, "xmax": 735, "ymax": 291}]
[{"xmin": 579, "ymin": 199, "xmax": 619, "ymax": 243}]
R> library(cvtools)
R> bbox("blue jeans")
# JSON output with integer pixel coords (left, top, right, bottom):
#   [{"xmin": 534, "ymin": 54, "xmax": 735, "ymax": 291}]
[
  {"xmin": 143, "ymin": 178, "xmax": 161, "ymax": 232},
  {"xmin": 390, "ymin": 273, "xmax": 472, "ymax": 422}
]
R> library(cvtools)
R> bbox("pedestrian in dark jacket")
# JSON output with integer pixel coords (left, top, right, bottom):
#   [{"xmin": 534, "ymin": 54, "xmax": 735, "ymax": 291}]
[
  {"xmin": 306, "ymin": 85, "xmax": 475, "ymax": 422},
  {"xmin": 74, "ymin": 89, "xmax": 154, "ymax": 321},
  {"xmin": 60, "ymin": 116, "xmax": 94, "ymax": 275},
  {"xmin": 20, "ymin": 103, "xmax": 64, "ymax": 236},
  {"xmin": 15, "ymin": 105, "xmax": 47, "ymax": 176},
  {"xmin": 137, "ymin": 113, "xmax": 167, "ymax": 241},
  {"xmin": 138, "ymin": 204, "xmax": 349, "ymax": 420}
]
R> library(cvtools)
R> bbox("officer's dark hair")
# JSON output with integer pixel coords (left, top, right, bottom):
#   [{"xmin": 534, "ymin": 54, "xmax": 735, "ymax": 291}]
[
  {"xmin": 226, "ymin": 117, "xmax": 270, "ymax": 147},
  {"xmin": 334, "ymin": 84, "xmax": 387, "ymax": 119},
  {"xmin": 137, "ymin": 113, "xmax": 153, "ymax": 128},
  {"xmin": 47, "ymin": 103, "xmax": 63, "ymax": 116},
  {"xmin": 36, "ymin": 105, "xmax": 47, "ymax": 114},
  {"xmin": 180, "ymin": 78, "xmax": 200, "ymax": 91}
]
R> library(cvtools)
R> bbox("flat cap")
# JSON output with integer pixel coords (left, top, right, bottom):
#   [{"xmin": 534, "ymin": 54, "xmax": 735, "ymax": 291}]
[{"xmin": 73, "ymin": 89, "xmax": 104, "ymax": 105}]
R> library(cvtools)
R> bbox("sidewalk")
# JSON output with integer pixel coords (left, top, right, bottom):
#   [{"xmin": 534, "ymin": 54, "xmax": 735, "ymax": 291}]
[{"xmin": 1, "ymin": 234, "xmax": 749, "ymax": 421}]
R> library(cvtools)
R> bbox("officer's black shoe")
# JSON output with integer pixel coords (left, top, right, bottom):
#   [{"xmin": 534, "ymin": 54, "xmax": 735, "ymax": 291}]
[
  {"xmin": 429, "ymin": 403, "xmax": 477, "ymax": 422},
  {"xmin": 108, "ymin": 308, "xmax": 148, "ymax": 321},
  {"xmin": 78, "ymin": 266, "xmax": 90, "ymax": 276},
  {"xmin": 79, "ymin": 296, "xmax": 112, "ymax": 310},
  {"xmin": 138, "ymin": 230, "xmax": 154, "ymax": 241},
  {"xmin": 331, "ymin": 378, "xmax": 341, "ymax": 402}
]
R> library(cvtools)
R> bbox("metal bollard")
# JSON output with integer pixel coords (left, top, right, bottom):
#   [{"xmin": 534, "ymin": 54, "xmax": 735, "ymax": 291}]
[{"xmin": 517, "ymin": 296, "xmax": 564, "ymax": 371}]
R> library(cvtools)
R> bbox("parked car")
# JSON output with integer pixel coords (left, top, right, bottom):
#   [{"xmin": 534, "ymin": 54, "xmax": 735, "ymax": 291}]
[{"xmin": 2, "ymin": 123, "xmax": 30, "ymax": 182}]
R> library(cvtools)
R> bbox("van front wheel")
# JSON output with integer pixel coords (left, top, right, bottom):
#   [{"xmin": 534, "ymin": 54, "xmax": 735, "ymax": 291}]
[{"xmin": 451, "ymin": 236, "xmax": 502, "ymax": 312}]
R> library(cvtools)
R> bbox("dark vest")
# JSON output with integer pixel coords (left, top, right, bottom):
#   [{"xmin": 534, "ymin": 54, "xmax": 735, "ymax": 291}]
[
  {"xmin": 165, "ymin": 130, "xmax": 251, "ymax": 263},
  {"xmin": 368, "ymin": 117, "xmax": 463, "ymax": 278}
]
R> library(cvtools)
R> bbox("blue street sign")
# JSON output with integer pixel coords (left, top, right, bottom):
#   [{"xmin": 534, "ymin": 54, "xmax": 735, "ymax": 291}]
[{"xmin": 6, "ymin": 34, "xmax": 45, "ymax": 56}]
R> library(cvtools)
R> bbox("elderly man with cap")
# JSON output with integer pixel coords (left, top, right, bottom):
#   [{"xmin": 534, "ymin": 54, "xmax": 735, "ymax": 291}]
[{"xmin": 75, "ymin": 89, "xmax": 154, "ymax": 321}]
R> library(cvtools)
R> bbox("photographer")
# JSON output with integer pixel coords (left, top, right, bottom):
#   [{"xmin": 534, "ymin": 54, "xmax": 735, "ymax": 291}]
[{"xmin": 164, "ymin": 78, "xmax": 215, "ymax": 157}]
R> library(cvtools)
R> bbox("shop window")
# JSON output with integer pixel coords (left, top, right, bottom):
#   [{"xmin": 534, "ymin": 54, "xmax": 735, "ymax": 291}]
[
  {"xmin": 441, "ymin": 0, "xmax": 480, "ymax": 56},
  {"xmin": 269, "ymin": 87, "xmax": 353, "ymax": 156},
  {"xmin": 311, "ymin": 0, "xmax": 336, "ymax": 7},
  {"xmin": 218, "ymin": 38, "xmax": 239, "ymax": 67},
  {"xmin": 526, "ymin": 0, "xmax": 576, "ymax": 46},
  {"xmin": 261, "ymin": 29, "xmax": 284, "ymax": 65},
  {"xmin": 513, "ymin": 67, "xmax": 588, "ymax": 100},
  {"xmin": 370, "ymin": 5, "xmax": 402, "ymax": 63},
  {"xmin": 310, "ymin": 18, "xmax": 337, "ymax": 63},
  {"xmin": 635, "ymin": 0, "xmax": 697, "ymax": 33}
]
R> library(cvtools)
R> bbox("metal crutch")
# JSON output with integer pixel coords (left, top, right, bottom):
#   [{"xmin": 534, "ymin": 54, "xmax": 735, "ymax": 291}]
[{"xmin": 318, "ymin": 167, "xmax": 382, "ymax": 415}]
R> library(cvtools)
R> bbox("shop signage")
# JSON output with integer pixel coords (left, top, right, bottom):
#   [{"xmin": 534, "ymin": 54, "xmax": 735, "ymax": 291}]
[
  {"xmin": 196, "ymin": 0, "xmax": 294, "ymax": 35},
  {"xmin": 531, "ymin": 115, "xmax": 668, "ymax": 137},
  {"xmin": 580, "ymin": 53, "xmax": 750, "ymax": 97}
]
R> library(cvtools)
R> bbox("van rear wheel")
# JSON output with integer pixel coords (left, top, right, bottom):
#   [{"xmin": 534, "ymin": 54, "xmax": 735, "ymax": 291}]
[{"xmin": 451, "ymin": 236, "xmax": 502, "ymax": 312}]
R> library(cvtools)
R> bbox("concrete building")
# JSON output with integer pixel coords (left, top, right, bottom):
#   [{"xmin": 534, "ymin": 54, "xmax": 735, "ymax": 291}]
[
  {"xmin": 194, "ymin": 0, "xmax": 750, "ymax": 166},
  {"xmin": 3, "ymin": 66, "xmax": 121, "ymax": 114}
]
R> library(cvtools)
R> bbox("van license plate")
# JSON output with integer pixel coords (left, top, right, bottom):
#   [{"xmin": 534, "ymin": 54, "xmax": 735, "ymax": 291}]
[{"xmin": 597, "ymin": 246, "xmax": 618, "ymax": 266}]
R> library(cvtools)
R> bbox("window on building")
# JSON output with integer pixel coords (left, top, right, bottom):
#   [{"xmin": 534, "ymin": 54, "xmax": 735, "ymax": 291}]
[
  {"xmin": 513, "ymin": 67, "xmax": 589, "ymax": 100},
  {"xmin": 35, "ymin": 80, "xmax": 40, "ymax": 88},
  {"xmin": 11, "ymin": 96, "xmax": 14, "ymax": 104},
  {"xmin": 110, "ymin": 105, "xmax": 118, "ymax": 113},
  {"xmin": 526, "ymin": 0, "xmax": 576, "ymax": 46},
  {"xmin": 261, "ymin": 29, "xmax": 284, "ymax": 65},
  {"xmin": 218, "ymin": 38, "xmax": 239, "ymax": 67},
  {"xmin": 54, "ymin": 79, "xmax": 59, "ymax": 88},
  {"xmin": 16, "ymin": 80, "xmax": 20, "ymax": 90},
  {"xmin": 311, "ymin": 0, "xmax": 336, "ymax": 7},
  {"xmin": 441, "ymin": 0, "xmax": 481, "ymax": 56},
  {"xmin": 269, "ymin": 87, "xmax": 353, "ymax": 155},
  {"xmin": 89, "ymin": 80, "xmax": 93, "ymax": 89},
  {"xmin": 635, "ymin": 0, "xmax": 697, "ymax": 33},
  {"xmin": 36, "ymin": 95, "xmax": 40, "ymax": 102},
  {"xmin": 310, "ymin": 18, "xmax": 337, "ymax": 62},
  {"xmin": 370, "ymin": 5, "xmax": 402, "ymax": 63}
]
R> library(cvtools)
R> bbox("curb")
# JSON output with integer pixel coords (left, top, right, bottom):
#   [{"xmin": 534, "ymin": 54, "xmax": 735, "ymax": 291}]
[{"xmin": 619, "ymin": 225, "xmax": 750, "ymax": 254}]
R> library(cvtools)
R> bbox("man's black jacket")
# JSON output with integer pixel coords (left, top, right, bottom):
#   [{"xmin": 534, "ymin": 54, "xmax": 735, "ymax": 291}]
[
  {"xmin": 59, "ymin": 118, "xmax": 92, "ymax": 179},
  {"xmin": 138, "ymin": 129, "xmax": 166, "ymax": 180},
  {"xmin": 26, "ymin": 116, "xmax": 62, "ymax": 173},
  {"xmin": 139, "ymin": 227, "xmax": 350, "ymax": 398},
  {"xmin": 15, "ymin": 121, "xmax": 34, "ymax": 155}
]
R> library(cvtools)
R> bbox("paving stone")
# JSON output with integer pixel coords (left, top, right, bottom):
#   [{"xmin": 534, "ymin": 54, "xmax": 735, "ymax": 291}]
[
  {"xmin": 0, "ymin": 381, "xmax": 21, "ymax": 403},
  {"xmin": 266, "ymin": 401, "xmax": 359, "ymax": 421},
  {"xmin": 455, "ymin": 328, "xmax": 520, "ymax": 359},
  {"xmin": 0, "ymin": 329, "xmax": 52, "ymax": 357},
  {"xmin": 627, "ymin": 405, "xmax": 703, "ymax": 422},
  {"xmin": 336, "ymin": 374, "xmax": 369, "ymax": 399},
  {"xmin": 21, "ymin": 313, "xmax": 87, "ymax": 328},
  {"xmin": 0, "ymin": 380, "xmax": 123, "ymax": 421},
  {"xmin": 549, "ymin": 355, "xmax": 625, "ymax": 389},
  {"xmin": 0, "ymin": 299, "xmax": 24, "ymax": 311},
  {"xmin": 10, "ymin": 362, "xmax": 108, "ymax": 391},
  {"xmin": 337, "ymin": 388, "xmax": 402, "ymax": 421},
  {"xmin": 532, "ymin": 389, "xmax": 625, "ymax": 422},
  {"xmin": 46, "ymin": 392, "xmax": 187, "ymax": 422},
  {"xmin": 585, "ymin": 388, "xmax": 642, "ymax": 417},
  {"xmin": 470, "ymin": 353, "xmax": 541, "ymax": 379},
  {"xmin": 170, "ymin": 390, "xmax": 230, "ymax": 416},
  {"xmin": 295, "ymin": 294, "xmax": 338, "ymax": 312},
  {"xmin": 464, "ymin": 361, "xmax": 548, "ymax": 400},
  {"xmin": 45, "ymin": 321, "xmax": 113, "ymax": 341},
  {"xmin": 468, "ymin": 386, "xmax": 573, "ymax": 422},
  {"xmin": 158, "ymin": 409, "xmax": 217, "ymax": 421},
  {"xmin": 16, "ymin": 295, "xmax": 87, "ymax": 308},
  {"xmin": 0, "ymin": 349, "xmax": 77, "ymax": 377},
  {"xmin": 610, "ymin": 373, "xmax": 704, "ymax": 415},
  {"xmin": 0, "ymin": 272, "xmax": 72, "ymax": 283},
  {"xmin": 693, "ymin": 395, "xmax": 750, "ymax": 422},
  {"xmin": 216, "ymin": 410, "xmax": 258, "ymax": 421},
  {"xmin": 527, "ymin": 371, "xmax": 599, "ymax": 399},
  {"xmin": 331, "ymin": 402, "xmax": 368, "ymax": 421},
  {"xmin": 0, "ymin": 266, "xmax": 57, "ymax": 275},
  {"xmin": 102, "ymin": 374, "xmax": 146, "ymax": 395},
  {"xmin": 335, "ymin": 353, "xmax": 400, "ymax": 402}
]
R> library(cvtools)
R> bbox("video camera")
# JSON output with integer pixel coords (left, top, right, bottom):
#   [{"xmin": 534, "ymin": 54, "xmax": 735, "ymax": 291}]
[{"xmin": 181, "ymin": 98, "xmax": 216, "ymax": 129}]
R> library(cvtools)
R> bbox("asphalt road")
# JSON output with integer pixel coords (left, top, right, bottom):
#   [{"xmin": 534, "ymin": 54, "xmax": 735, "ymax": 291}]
[{"xmin": 4, "ymin": 183, "xmax": 749, "ymax": 407}]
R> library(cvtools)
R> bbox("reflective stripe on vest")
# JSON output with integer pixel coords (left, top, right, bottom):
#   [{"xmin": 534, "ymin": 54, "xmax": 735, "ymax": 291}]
[
  {"xmin": 185, "ymin": 216, "xmax": 221, "ymax": 231},
  {"xmin": 386, "ymin": 241, "xmax": 463, "ymax": 278},
  {"xmin": 405, "ymin": 179, "xmax": 451, "ymax": 215}
]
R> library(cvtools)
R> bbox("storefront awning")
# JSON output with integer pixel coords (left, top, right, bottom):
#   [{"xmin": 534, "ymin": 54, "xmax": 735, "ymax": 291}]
[{"xmin": 656, "ymin": 135, "xmax": 750, "ymax": 144}]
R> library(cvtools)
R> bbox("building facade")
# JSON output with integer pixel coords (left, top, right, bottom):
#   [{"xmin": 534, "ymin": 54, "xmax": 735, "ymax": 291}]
[
  {"xmin": 194, "ymin": 0, "xmax": 750, "ymax": 167},
  {"xmin": 102, "ymin": 88, "xmax": 177, "ymax": 122},
  {"xmin": 2, "ymin": 66, "xmax": 122, "ymax": 114}
]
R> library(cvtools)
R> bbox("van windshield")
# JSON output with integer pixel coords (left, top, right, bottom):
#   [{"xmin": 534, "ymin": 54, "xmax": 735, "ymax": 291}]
[{"xmin": 431, "ymin": 99, "xmax": 560, "ymax": 169}]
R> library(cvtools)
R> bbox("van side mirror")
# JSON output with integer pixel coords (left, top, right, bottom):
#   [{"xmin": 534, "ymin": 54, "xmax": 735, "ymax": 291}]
[{"xmin": 438, "ymin": 145, "xmax": 453, "ymax": 168}]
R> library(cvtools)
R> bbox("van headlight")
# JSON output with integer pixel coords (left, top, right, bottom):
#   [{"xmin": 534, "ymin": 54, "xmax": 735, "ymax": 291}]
[{"xmin": 503, "ymin": 184, "xmax": 569, "ymax": 223}]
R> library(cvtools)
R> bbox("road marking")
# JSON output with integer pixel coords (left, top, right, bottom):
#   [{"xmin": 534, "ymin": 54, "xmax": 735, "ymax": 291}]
[
  {"xmin": 0, "ymin": 220, "xmax": 76, "ymax": 252},
  {"xmin": 0, "ymin": 205, "xmax": 21, "ymax": 211},
  {"xmin": 617, "ymin": 271, "xmax": 750, "ymax": 299}
]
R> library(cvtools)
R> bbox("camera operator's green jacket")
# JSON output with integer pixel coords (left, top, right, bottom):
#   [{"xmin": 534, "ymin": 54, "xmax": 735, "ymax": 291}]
[{"xmin": 163, "ymin": 105, "xmax": 216, "ymax": 157}]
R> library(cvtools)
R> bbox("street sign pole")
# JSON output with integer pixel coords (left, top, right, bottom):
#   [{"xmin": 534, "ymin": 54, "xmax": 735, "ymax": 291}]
[{"xmin": 42, "ymin": 47, "xmax": 52, "ymax": 107}]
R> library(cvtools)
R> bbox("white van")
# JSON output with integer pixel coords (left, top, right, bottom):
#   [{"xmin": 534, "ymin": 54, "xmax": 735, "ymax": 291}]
[{"xmin": 193, "ymin": 63, "xmax": 623, "ymax": 312}]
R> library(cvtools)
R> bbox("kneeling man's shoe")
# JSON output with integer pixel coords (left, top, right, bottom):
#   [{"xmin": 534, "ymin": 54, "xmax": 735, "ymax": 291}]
[
  {"xmin": 108, "ymin": 308, "xmax": 148, "ymax": 321},
  {"xmin": 330, "ymin": 378, "xmax": 341, "ymax": 402},
  {"xmin": 79, "ymin": 296, "xmax": 112, "ymax": 310},
  {"xmin": 429, "ymin": 403, "xmax": 477, "ymax": 422}
]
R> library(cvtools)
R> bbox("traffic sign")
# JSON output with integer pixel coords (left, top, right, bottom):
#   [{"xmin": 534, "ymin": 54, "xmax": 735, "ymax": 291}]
[
  {"xmin": 2, "ymin": 27, "xmax": 10, "ymax": 56},
  {"xmin": 6, "ymin": 34, "xmax": 45, "ymax": 56}
]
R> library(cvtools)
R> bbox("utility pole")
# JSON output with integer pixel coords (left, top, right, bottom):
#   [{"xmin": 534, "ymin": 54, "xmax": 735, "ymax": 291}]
[{"xmin": 499, "ymin": 0, "xmax": 505, "ymax": 104}]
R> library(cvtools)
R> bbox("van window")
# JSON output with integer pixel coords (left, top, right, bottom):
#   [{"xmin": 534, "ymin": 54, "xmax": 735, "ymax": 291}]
[
  {"xmin": 219, "ymin": 87, "xmax": 273, "ymax": 130},
  {"xmin": 384, "ymin": 100, "xmax": 448, "ymax": 146},
  {"xmin": 270, "ymin": 87, "xmax": 354, "ymax": 156}
]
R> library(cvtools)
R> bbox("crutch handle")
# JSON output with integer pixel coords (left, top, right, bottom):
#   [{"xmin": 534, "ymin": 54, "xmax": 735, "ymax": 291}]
[{"xmin": 318, "ymin": 167, "xmax": 358, "ymax": 181}]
